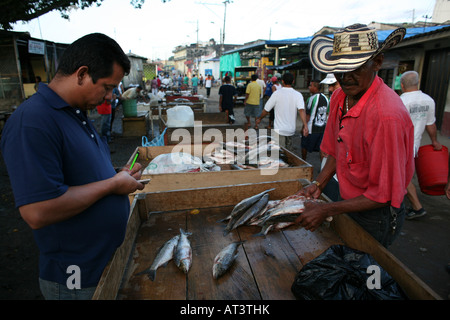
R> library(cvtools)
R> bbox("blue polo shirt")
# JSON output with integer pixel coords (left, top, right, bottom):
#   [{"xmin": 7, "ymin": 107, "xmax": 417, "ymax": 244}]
[{"xmin": 1, "ymin": 83, "xmax": 129, "ymax": 288}]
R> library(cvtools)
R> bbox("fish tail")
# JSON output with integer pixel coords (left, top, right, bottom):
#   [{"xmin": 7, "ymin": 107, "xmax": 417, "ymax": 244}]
[
  {"xmin": 179, "ymin": 228, "xmax": 192, "ymax": 236},
  {"xmin": 252, "ymin": 231, "xmax": 266, "ymax": 238},
  {"xmin": 148, "ymin": 270, "xmax": 156, "ymax": 281}
]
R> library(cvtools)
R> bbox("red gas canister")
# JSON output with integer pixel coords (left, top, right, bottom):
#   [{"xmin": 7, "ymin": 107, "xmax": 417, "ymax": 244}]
[{"xmin": 415, "ymin": 145, "xmax": 449, "ymax": 195}]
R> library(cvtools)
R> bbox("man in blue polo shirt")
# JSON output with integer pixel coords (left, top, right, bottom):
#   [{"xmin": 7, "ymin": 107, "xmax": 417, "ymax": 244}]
[{"xmin": 1, "ymin": 33, "xmax": 146, "ymax": 300}]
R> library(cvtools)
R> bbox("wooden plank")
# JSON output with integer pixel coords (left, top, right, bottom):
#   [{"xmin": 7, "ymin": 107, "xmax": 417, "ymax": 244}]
[
  {"xmin": 143, "ymin": 180, "xmax": 303, "ymax": 213},
  {"xmin": 117, "ymin": 210, "xmax": 187, "ymax": 300},
  {"xmin": 186, "ymin": 207, "xmax": 261, "ymax": 300},
  {"xmin": 331, "ymin": 214, "xmax": 442, "ymax": 300},
  {"xmin": 165, "ymin": 124, "xmax": 244, "ymax": 145},
  {"xmin": 126, "ymin": 145, "xmax": 313, "ymax": 193},
  {"xmin": 160, "ymin": 112, "xmax": 229, "ymax": 124},
  {"xmin": 122, "ymin": 114, "xmax": 148, "ymax": 137},
  {"xmin": 283, "ymin": 225, "xmax": 344, "ymax": 266},
  {"xmin": 237, "ymin": 225, "xmax": 303, "ymax": 300}
]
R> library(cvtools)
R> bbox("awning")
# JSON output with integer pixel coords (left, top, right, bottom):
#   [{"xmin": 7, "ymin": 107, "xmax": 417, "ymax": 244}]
[
  {"xmin": 220, "ymin": 52, "xmax": 242, "ymax": 75},
  {"xmin": 267, "ymin": 58, "xmax": 311, "ymax": 70}
]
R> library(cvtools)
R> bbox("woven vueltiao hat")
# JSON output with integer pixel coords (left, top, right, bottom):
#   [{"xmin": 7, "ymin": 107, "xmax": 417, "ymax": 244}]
[{"xmin": 309, "ymin": 23, "xmax": 406, "ymax": 73}]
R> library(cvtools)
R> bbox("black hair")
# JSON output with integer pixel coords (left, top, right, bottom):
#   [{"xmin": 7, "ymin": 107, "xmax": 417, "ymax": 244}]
[
  {"xmin": 224, "ymin": 75, "xmax": 231, "ymax": 82},
  {"xmin": 282, "ymin": 72, "xmax": 294, "ymax": 85},
  {"xmin": 56, "ymin": 33, "xmax": 130, "ymax": 83},
  {"xmin": 311, "ymin": 79, "xmax": 322, "ymax": 90},
  {"xmin": 251, "ymin": 74, "xmax": 258, "ymax": 81}
]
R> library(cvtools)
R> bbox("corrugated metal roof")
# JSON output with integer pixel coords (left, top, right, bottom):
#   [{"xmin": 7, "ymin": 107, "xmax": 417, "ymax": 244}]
[{"xmin": 222, "ymin": 25, "xmax": 450, "ymax": 56}]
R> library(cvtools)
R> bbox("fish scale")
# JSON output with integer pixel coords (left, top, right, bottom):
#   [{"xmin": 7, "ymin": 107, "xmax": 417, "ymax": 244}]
[
  {"xmin": 174, "ymin": 228, "xmax": 192, "ymax": 274},
  {"xmin": 136, "ymin": 234, "xmax": 179, "ymax": 281},
  {"xmin": 222, "ymin": 188, "xmax": 275, "ymax": 235},
  {"xmin": 212, "ymin": 241, "xmax": 245, "ymax": 279}
]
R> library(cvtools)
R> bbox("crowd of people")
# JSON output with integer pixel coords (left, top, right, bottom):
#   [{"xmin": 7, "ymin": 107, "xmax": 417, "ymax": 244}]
[{"xmin": 1, "ymin": 24, "xmax": 449, "ymax": 301}]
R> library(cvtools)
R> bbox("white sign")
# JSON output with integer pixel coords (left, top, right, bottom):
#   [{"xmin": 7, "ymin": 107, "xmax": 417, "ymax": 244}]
[{"xmin": 28, "ymin": 40, "xmax": 45, "ymax": 55}]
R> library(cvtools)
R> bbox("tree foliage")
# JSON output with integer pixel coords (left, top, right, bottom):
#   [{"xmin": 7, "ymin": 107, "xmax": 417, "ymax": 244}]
[{"xmin": 0, "ymin": 0, "xmax": 170, "ymax": 30}]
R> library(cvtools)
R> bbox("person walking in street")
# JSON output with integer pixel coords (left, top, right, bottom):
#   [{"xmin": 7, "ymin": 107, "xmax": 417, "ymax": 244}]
[
  {"xmin": 219, "ymin": 75, "xmax": 237, "ymax": 124},
  {"xmin": 263, "ymin": 75, "xmax": 274, "ymax": 129},
  {"xmin": 256, "ymin": 75, "xmax": 266, "ymax": 114},
  {"xmin": 205, "ymin": 74, "xmax": 213, "ymax": 97},
  {"xmin": 244, "ymin": 74, "xmax": 262, "ymax": 129},
  {"xmin": 301, "ymin": 79, "xmax": 329, "ymax": 161},
  {"xmin": 295, "ymin": 24, "xmax": 413, "ymax": 248},
  {"xmin": 400, "ymin": 70, "xmax": 443, "ymax": 219},
  {"xmin": 256, "ymin": 72, "xmax": 308, "ymax": 152},
  {"xmin": 191, "ymin": 74, "xmax": 199, "ymax": 94},
  {"xmin": 1, "ymin": 33, "xmax": 146, "ymax": 300}
]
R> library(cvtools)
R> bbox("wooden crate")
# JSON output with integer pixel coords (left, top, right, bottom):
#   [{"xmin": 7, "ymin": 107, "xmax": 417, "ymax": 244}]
[
  {"xmin": 159, "ymin": 113, "xmax": 242, "ymax": 145},
  {"xmin": 150, "ymin": 102, "xmax": 207, "ymax": 116},
  {"xmin": 127, "ymin": 143, "xmax": 314, "ymax": 192},
  {"xmin": 93, "ymin": 180, "xmax": 441, "ymax": 300},
  {"xmin": 122, "ymin": 112, "xmax": 148, "ymax": 137}
]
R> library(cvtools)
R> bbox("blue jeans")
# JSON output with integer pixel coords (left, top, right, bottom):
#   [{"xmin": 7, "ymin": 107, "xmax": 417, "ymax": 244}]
[
  {"xmin": 100, "ymin": 114, "xmax": 111, "ymax": 142},
  {"xmin": 39, "ymin": 278, "xmax": 97, "ymax": 300},
  {"xmin": 348, "ymin": 203, "xmax": 406, "ymax": 248}
]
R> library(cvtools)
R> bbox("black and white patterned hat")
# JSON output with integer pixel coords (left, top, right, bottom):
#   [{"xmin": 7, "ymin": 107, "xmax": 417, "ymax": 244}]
[{"xmin": 309, "ymin": 24, "xmax": 406, "ymax": 73}]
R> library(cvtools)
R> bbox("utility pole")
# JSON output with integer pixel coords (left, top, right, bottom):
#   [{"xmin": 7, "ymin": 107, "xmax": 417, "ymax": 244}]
[
  {"xmin": 195, "ymin": 1, "xmax": 233, "ymax": 55},
  {"xmin": 222, "ymin": 0, "xmax": 233, "ymax": 53}
]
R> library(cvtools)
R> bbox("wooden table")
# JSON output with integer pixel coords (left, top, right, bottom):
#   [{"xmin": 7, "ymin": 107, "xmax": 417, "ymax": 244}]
[
  {"xmin": 116, "ymin": 204, "xmax": 341, "ymax": 300},
  {"xmin": 94, "ymin": 180, "xmax": 441, "ymax": 300}
]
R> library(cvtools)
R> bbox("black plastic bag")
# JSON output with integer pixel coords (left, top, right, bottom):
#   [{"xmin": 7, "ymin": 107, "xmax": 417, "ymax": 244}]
[{"xmin": 291, "ymin": 245, "xmax": 408, "ymax": 300}]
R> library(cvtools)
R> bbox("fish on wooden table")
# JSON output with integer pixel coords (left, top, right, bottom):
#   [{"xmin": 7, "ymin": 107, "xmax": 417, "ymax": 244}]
[
  {"xmin": 136, "ymin": 235, "xmax": 180, "ymax": 281},
  {"xmin": 174, "ymin": 228, "xmax": 192, "ymax": 274},
  {"xmin": 252, "ymin": 196, "xmax": 331, "ymax": 237},
  {"xmin": 230, "ymin": 193, "xmax": 270, "ymax": 231},
  {"xmin": 222, "ymin": 188, "xmax": 275, "ymax": 236},
  {"xmin": 212, "ymin": 241, "xmax": 245, "ymax": 279}
]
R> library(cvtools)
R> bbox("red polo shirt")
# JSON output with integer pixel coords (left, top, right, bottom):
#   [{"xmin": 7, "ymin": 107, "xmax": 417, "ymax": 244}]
[{"xmin": 321, "ymin": 76, "xmax": 414, "ymax": 208}]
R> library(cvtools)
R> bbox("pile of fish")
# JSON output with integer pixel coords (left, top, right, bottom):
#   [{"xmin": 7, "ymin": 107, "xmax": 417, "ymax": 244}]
[
  {"xmin": 203, "ymin": 136, "xmax": 289, "ymax": 169},
  {"xmin": 137, "ymin": 228, "xmax": 192, "ymax": 281},
  {"xmin": 220, "ymin": 188, "xmax": 329, "ymax": 237}
]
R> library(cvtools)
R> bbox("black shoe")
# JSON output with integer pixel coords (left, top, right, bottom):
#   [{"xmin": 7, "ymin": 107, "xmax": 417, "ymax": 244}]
[{"xmin": 405, "ymin": 207, "xmax": 427, "ymax": 220}]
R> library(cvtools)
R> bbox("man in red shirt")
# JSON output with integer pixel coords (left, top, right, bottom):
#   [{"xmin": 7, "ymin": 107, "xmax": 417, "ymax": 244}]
[
  {"xmin": 296, "ymin": 24, "xmax": 414, "ymax": 247},
  {"xmin": 97, "ymin": 99, "xmax": 112, "ymax": 143}
]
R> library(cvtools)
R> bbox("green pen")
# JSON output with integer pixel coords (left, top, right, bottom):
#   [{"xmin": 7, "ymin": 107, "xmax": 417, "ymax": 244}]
[{"xmin": 129, "ymin": 150, "xmax": 139, "ymax": 170}]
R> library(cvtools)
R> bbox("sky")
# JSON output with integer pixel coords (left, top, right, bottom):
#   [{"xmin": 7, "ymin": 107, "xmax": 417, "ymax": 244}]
[{"xmin": 11, "ymin": 0, "xmax": 437, "ymax": 60}]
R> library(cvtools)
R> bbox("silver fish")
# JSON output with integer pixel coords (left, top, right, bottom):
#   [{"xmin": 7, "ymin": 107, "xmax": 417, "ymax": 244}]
[
  {"xmin": 253, "ymin": 206, "xmax": 305, "ymax": 237},
  {"xmin": 231, "ymin": 193, "xmax": 270, "ymax": 231},
  {"xmin": 212, "ymin": 241, "xmax": 245, "ymax": 279},
  {"xmin": 137, "ymin": 235, "xmax": 179, "ymax": 281},
  {"xmin": 222, "ymin": 188, "xmax": 275, "ymax": 235},
  {"xmin": 174, "ymin": 228, "xmax": 192, "ymax": 274},
  {"xmin": 253, "ymin": 197, "xmax": 331, "ymax": 237}
]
